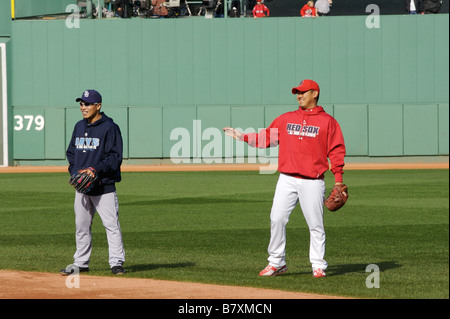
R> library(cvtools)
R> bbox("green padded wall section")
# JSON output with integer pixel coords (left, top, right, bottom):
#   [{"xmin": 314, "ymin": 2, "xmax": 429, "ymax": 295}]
[{"xmin": 9, "ymin": 15, "xmax": 449, "ymax": 161}]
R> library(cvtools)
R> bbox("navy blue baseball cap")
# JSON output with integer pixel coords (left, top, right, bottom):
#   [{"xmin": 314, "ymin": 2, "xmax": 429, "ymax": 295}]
[{"xmin": 76, "ymin": 89, "xmax": 102, "ymax": 104}]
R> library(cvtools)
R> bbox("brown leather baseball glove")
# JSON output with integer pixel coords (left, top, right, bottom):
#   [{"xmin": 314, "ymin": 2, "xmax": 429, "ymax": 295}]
[{"xmin": 324, "ymin": 184, "xmax": 348, "ymax": 211}]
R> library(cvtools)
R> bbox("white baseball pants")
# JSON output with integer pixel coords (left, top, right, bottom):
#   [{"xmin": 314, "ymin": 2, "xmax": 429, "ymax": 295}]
[
  {"xmin": 73, "ymin": 191, "xmax": 125, "ymax": 268},
  {"xmin": 267, "ymin": 173, "xmax": 328, "ymax": 271}
]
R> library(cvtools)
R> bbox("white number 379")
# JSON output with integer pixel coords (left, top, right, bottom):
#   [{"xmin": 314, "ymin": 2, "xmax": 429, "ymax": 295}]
[{"xmin": 14, "ymin": 115, "xmax": 45, "ymax": 131}]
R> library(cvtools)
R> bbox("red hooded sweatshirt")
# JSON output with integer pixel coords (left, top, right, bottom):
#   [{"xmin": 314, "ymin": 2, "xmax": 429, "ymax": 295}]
[
  {"xmin": 241, "ymin": 106, "xmax": 345, "ymax": 182},
  {"xmin": 253, "ymin": 3, "xmax": 270, "ymax": 18},
  {"xmin": 300, "ymin": 4, "xmax": 317, "ymax": 17}
]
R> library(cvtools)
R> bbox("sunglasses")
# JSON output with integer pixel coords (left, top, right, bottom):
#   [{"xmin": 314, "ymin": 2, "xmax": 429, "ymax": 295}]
[{"xmin": 80, "ymin": 102, "xmax": 98, "ymax": 107}]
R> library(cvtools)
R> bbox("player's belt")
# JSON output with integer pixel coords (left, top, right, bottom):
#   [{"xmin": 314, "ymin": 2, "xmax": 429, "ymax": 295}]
[{"xmin": 282, "ymin": 172, "xmax": 324, "ymax": 180}]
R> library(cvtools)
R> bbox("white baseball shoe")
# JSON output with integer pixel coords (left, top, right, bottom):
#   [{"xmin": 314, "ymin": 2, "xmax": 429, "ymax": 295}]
[{"xmin": 258, "ymin": 264, "xmax": 288, "ymax": 276}]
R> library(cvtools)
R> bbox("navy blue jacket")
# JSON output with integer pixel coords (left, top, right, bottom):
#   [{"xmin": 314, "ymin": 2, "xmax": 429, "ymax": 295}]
[{"xmin": 66, "ymin": 112, "xmax": 123, "ymax": 195}]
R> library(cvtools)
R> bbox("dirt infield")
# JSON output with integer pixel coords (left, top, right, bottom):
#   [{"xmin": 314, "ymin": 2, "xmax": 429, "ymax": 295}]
[
  {"xmin": 0, "ymin": 161, "xmax": 448, "ymax": 174},
  {"xmin": 0, "ymin": 270, "xmax": 348, "ymax": 299}
]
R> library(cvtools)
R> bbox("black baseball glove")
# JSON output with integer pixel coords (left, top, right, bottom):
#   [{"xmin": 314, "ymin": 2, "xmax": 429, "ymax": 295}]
[{"xmin": 69, "ymin": 168, "xmax": 98, "ymax": 194}]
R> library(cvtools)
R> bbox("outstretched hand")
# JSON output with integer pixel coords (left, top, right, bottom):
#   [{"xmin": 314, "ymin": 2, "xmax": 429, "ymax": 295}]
[{"xmin": 223, "ymin": 127, "xmax": 243, "ymax": 140}]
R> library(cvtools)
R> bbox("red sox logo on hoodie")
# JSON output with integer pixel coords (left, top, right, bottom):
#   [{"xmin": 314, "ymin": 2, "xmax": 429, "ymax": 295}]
[{"xmin": 286, "ymin": 122, "xmax": 320, "ymax": 137}]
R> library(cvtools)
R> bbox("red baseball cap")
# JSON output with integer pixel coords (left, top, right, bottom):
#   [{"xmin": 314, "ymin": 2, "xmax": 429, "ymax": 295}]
[{"xmin": 291, "ymin": 80, "xmax": 320, "ymax": 94}]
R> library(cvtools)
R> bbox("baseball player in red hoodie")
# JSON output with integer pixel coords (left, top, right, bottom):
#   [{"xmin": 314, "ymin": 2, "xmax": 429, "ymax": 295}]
[{"xmin": 224, "ymin": 80, "xmax": 345, "ymax": 278}]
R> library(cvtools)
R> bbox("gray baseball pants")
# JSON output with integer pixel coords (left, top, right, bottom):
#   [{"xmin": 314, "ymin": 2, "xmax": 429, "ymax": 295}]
[{"xmin": 72, "ymin": 191, "xmax": 125, "ymax": 268}]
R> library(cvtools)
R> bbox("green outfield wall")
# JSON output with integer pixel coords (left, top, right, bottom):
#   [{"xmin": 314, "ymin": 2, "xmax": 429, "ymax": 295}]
[{"xmin": 8, "ymin": 14, "xmax": 450, "ymax": 164}]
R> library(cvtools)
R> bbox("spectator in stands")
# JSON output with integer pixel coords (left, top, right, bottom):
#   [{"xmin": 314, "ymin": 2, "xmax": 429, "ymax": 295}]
[
  {"xmin": 301, "ymin": 1, "xmax": 318, "ymax": 18},
  {"xmin": 253, "ymin": 0, "xmax": 270, "ymax": 18},
  {"xmin": 114, "ymin": 0, "xmax": 133, "ymax": 18},
  {"xmin": 229, "ymin": 0, "xmax": 241, "ymax": 17},
  {"xmin": 215, "ymin": 0, "xmax": 225, "ymax": 18},
  {"xmin": 315, "ymin": 0, "xmax": 332, "ymax": 16},
  {"xmin": 405, "ymin": 0, "xmax": 424, "ymax": 14},
  {"xmin": 151, "ymin": 0, "xmax": 169, "ymax": 17},
  {"xmin": 423, "ymin": 0, "xmax": 442, "ymax": 13}
]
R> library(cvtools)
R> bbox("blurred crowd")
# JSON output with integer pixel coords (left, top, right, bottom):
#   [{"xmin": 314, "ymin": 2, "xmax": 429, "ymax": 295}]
[{"xmin": 81, "ymin": 0, "xmax": 445, "ymax": 18}]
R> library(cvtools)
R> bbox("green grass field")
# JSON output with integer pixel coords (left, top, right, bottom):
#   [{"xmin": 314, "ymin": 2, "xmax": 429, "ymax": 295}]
[{"xmin": 0, "ymin": 169, "xmax": 448, "ymax": 299}]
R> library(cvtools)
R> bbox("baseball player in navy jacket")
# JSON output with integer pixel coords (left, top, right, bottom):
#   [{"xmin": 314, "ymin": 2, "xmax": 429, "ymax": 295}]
[{"xmin": 61, "ymin": 89, "xmax": 126, "ymax": 276}]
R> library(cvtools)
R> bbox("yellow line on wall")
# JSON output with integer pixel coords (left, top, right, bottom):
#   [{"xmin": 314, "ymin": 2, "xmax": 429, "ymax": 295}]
[{"xmin": 11, "ymin": 0, "xmax": 15, "ymax": 19}]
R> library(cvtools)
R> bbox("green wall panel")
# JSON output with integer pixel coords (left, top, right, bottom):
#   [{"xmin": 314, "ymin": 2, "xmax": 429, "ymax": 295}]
[
  {"xmin": 210, "ymin": 19, "xmax": 228, "ymax": 105},
  {"xmin": 197, "ymin": 106, "xmax": 231, "ymax": 160},
  {"xmin": 109, "ymin": 20, "xmax": 129, "ymax": 106},
  {"xmin": 0, "ymin": 0, "xmax": 11, "ymax": 36},
  {"xmin": 94, "ymin": 21, "xmax": 114, "ymax": 105},
  {"xmin": 12, "ymin": 21, "xmax": 33, "ymax": 107},
  {"xmin": 381, "ymin": 17, "xmax": 400, "ymax": 104},
  {"xmin": 403, "ymin": 104, "xmax": 438, "ymax": 155},
  {"xmin": 159, "ymin": 22, "xmax": 178, "ymax": 106},
  {"xmin": 13, "ymin": 107, "xmax": 45, "ymax": 159},
  {"xmin": 196, "ymin": 106, "xmax": 231, "ymax": 131},
  {"xmin": 399, "ymin": 16, "xmax": 418, "ymax": 104},
  {"xmin": 47, "ymin": 23, "xmax": 64, "ymax": 107},
  {"xmin": 106, "ymin": 107, "xmax": 128, "ymax": 159},
  {"xmin": 177, "ymin": 19, "xmax": 194, "ymax": 106},
  {"xmin": 416, "ymin": 16, "xmax": 436, "ymax": 104},
  {"xmin": 44, "ymin": 108, "xmax": 65, "ymax": 159},
  {"xmin": 438, "ymin": 104, "xmax": 449, "ymax": 155},
  {"xmin": 226, "ymin": 20, "xmax": 245, "ymax": 106},
  {"xmin": 65, "ymin": 108, "xmax": 81, "ymax": 150},
  {"xmin": 277, "ymin": 19, "xmax": 296, "ymax": 105},
  {"xmin": 334, "ymin": 104, "xmax": 368, "ymax": 156},
  {"xmin": 243, "ymin": 19, "xmax": 262, "ymax": 105},
  {"xmin": 31, "ymin": 22, "xmax": 49, "ymax": 107},
  {"xmin": 264, "ymin": 105, "xmax": 296, "ymax": 127},
  {"xmin": 434, "ymin": 16, "xmax": 450, "ymax": 103},
  {"xmin": 78, "ymin": 21, "xmax": 97, "ymax": 92},
  {"xmin": 294, "ymin": 19, "xmax": 313, "ymax": 87},
  {"xmin": 329, "ymin": 17, "xmax": 348, "ymax": 104},
  {"xmin": 142, "ymin": 21, "xmax": 160, "ymax": 107},
  {"xmin": 321, "ymin": 104, "xmax": 334, "ymax": 117},
  {"xmin": 127, "ymin": 20, "xmax": 144, "ymax": 107},
  {"xmin": 346, "ymin": 17, "xmax": 365, "ymax": 104},
  {"xmin": 128, "ymin": 107, "xmax": 162, "ymax": 158},
  {"xmin": 260, "ymin": 19, "xmax": 279, "ymax": 105},
  {"xmin": 163, "ymin": 107, "xmax": 196, "ymax": 158},
  {"xmin": 231, "ymin": 106, "xmax": 264, "ymax": 157},
  {"xmin": 62, "ymin": 23, "xmax": 81, "ymax": 104},
  {"xmin": 312, "ymin": 18, "xmax": 331, "ymax": 104},
  {"xmin": 364, "ymin": 24, "xmax": 382, "ymax": 104},
  {"xmin": 368, "ymin": 104, "xmax": 403, "ymax": 156},
  {"xmin": 194, "ymin": 19, "xmax": 214, "ymax": 105}
]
